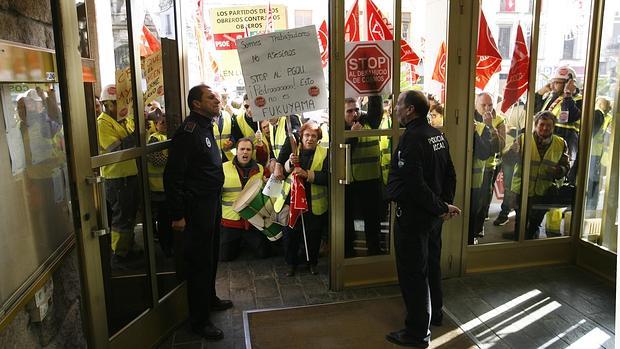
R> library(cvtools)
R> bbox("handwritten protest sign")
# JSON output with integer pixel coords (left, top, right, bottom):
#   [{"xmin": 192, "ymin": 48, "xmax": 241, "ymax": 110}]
[
  {"xmin": 236, "ymin": 25, "xmax": 327, "ymax": 121},
  {"xmin": 143, "ymin": 51, "xmax": 164, "ymax": 104}
]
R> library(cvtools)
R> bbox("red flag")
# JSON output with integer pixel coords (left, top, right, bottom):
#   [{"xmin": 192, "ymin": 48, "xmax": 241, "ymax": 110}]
[
  {"xmin": 475, "ymin": 10, "xmax": 502, "ymax": 89},
  {"xmin": 501, "ymin": 24, "xmax": 529, "ymax": 113},
  {"xmin": 318, "ymin": 20, "xmax": 329, "ymax": 68},
  {"xmin": 345, "ymin": 0, "xmax": 360, "ymax": 42},
  {"xmin": 432, "ymin": 41, "xmax": 447, "ymax": 84},
  {"xmin": 366, "ymin": 0, "xmax": 393, "ymax": 40},
  {"xmin": 140, "ymin": 25, "xmax": 161, "ymax": 56},
  {"xmin": 400, "ymin": 40, "xmax": 420, "ymax": 65},
  {"xmin": 288, "ymin": 170, "xmax": 308, "ymax": 228},
  {"xmin": 366, "ymin": 0, "xmax": 420, "ymax": 66}
]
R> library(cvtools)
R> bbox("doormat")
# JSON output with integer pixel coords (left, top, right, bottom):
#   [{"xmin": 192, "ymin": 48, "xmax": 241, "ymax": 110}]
[{"xmin": 244, "ymin": 296, "xmax": 478, "ymax": 348}]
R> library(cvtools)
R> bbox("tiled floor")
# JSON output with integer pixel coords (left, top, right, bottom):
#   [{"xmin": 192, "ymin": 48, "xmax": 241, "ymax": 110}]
[{"xmin": 157, "ymin": 254, "xmax": 615, "ymax": 349}]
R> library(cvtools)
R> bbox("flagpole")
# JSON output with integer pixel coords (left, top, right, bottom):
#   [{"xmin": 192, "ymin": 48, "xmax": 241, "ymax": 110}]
[{"xmin": 300, "ymin": 213, "xmax": 310, "ymax": 262}]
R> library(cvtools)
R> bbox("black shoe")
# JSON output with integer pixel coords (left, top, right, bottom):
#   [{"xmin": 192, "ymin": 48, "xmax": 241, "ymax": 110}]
[
  {"xmin": 211, "ymin": 297, "xmax": 233, "ymax": 311},
  {"xmin": 385, "ymin": 329, "xmax": 429, "ymax": 348},
  {"xmin": 192, "ymin": 323, "xmax": 223, "ymax": 341},
  {"xmin": 285, "ymin": 265, "xmax": 296, "ymax": 277},
  {"xmin": 308, "ymin": 264, "xmax": 318, "ymax": 275},
  {"xmin": 493, "ymin": 215, "xmax": 509, "ymax": 226}
]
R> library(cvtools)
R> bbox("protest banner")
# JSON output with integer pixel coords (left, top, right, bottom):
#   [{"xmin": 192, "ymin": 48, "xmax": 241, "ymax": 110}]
[
  {"xmin": 236, "ymin": 25, "xmax": 328, "ymax": 121},
  {"xmin": 210, "ymin": 5, "xmax": 287, "ymax": 86}
]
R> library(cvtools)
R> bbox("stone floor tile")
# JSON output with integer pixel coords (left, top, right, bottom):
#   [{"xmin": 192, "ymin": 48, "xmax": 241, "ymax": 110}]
[
  {"xmin": 254, "ymin": 278, "xmax": 279, "ymax": 298},
  {"xmin": 256, "ymin": 296, "xmax": 283, "ymax": 309}
]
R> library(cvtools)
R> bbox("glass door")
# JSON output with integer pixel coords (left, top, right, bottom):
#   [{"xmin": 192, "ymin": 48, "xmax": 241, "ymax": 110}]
[
  {"xmin": 330, "ymin": 0, "xmax": 452, "ymax": 289},
  {"xmin": 54, "ymin": 0, "xmax": 186, "ymax": 347}
]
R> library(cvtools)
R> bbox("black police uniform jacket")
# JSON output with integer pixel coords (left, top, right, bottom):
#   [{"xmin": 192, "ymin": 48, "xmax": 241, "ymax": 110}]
[
  {"xmin": 164, "ymin": 111, "xmax": 225, "ymax": 221},
  {"xmin": 386, "ymin": 117, "xmax": 456, "ymax": 229}
]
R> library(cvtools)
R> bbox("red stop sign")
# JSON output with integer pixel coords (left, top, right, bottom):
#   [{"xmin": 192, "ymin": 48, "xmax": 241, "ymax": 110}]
[{"xmin": 345, "ymin": 43, "xmax": 392, "ymax": 95}]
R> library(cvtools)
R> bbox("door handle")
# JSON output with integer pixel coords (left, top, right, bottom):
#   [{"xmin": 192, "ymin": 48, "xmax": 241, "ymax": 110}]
[
  {"xmin": 86, "ymin": 175, "xmax": 110, "ymax": 237},
  {"xmin": 339, "ymin": 143, "xmax": 351, "ymax": 185}
]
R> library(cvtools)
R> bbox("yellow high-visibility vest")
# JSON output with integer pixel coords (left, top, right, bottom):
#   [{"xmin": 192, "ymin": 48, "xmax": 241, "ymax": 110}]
[
  {"xmin": 379, "ymin": 116, "xmax": 392, "ymax": 185},
  {"xmin": 319, "ymin": 123, "xmax": 329, "ymax": 148},
  {"xmin": 97, "ymin": 112, "xmax": 138, "ymax": 179},
  {"xmin": 214, "ymin": 111, "xmax": 233, "ymax": 161},
  {"xmin": 147, "ymin": 132, "xmax": 167, "ymax": 192},
  {"xmin": 351, "ymin": 124, "xmax": 380, "ymax": 182},
  {"xmin": 221, "ymin": 161, "xmax": 264, "ymax": 221},
  {"xmin": 592, "ymin": 109, "xmax": 612, "ymax": 158},
  {"xmin": 511, "ymin": 134, "xmax": 565, "ymax": 196},
  {"xmin": 274, "ymin": 145, "xmax": 328, "ymax": 215},
  {"xmin": 270, "ymin": 116, "xmax": 294, "ymax": 159}
]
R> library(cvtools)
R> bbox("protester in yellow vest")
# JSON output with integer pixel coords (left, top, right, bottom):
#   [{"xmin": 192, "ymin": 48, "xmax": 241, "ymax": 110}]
[
  {"xmin": 468, "ymin": 121, "xmax": 494, "ymax": 244},
  {"xmin": 277, "ymin": 122, "xmax": 328, "ymax": 276},
  {"xmin": 379, "ymin": 109, "xmax": 392, "ymax": 186},
  {"xmin": 97, "ymin": 84, "xmax": 141, "ymax": 262},
  {"xmin": 586, "ymin": 97, "xmax": 613, "ymax": 212},
  {"xmin": 472, "ymin": 93, "xmax": 506, "ymax": 239},
  {"xmin": 212, "ymin": 91, "xmax": 235, "ymax": 161},
  {"xmin": 535, "ymin": 65, "xmax": 582, "ymax": 184},
  {"xmin": 505, "ymin": 111, "xmax": 570, "ymax": 239},
  {"xmin": 146, "ymin": 111, "xmax": 172, "ymax": 256},
  {"xmin": 220, "ymin": 138, "xmax": 271, "ymax": 261},
  {"xmin": 344, "ymin": 95, "xmax": 383, "ymax": 257}
]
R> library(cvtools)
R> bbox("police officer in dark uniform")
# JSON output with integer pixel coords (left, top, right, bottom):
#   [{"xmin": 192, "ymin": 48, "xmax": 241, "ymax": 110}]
[
  {"xmin": 386, "ymin": 90, "xmax": 460, "ymax": 348},
  {"xmin": 164, "ymin": 84, "xmax": 233, "ymax": 341}
]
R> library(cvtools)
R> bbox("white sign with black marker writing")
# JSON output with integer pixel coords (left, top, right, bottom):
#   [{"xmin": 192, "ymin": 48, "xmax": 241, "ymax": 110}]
[{"xmin": 236, "ymin": 25, "xmax": 327, "ymax": 121}]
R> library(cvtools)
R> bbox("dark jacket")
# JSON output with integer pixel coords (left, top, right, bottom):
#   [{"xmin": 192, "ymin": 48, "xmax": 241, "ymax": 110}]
[
  {"xmin": 164, "ymin": 111, "xmax": 224, "ymax": 220},
  {"xmin": 386, "ymin": 117, "xmax": 456, "ymax": 220}
]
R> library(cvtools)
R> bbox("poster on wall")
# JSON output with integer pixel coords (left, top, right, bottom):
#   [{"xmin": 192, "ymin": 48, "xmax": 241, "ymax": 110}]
[
  {"xmin": 209, "ymin": 5, "xmax": 288, "ymax": 87},
  {"xmin": 236, "ymin": 25, "xmax": 328, "ymax": 121}
]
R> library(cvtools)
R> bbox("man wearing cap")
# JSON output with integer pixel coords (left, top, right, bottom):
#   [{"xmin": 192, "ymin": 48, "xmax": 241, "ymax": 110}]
[
  {"xmin": 164, "ymin": 84, "xmax": 233, "ymax": 341},
  {"xmin": 535, "ymin": 65, "xmax": 582, "ymax": 183},
  {"xmin": 97, "ymin": 84, "xmax": 141, "ymax": 263}
]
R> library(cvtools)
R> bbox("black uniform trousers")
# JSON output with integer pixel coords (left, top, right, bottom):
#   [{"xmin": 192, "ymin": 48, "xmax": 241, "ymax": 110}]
[
  {"xmin": 394, "ymin": 210, "xmax": 442, "ymax": 342},
  {"xmin": 184, "ymin": 190, "xmax": 222, "ymax": 328}
]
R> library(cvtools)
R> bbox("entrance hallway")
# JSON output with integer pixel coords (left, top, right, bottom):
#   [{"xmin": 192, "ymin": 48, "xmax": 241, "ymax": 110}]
[{"xmin": 157, "ymin": 257, "xmax": 614, "ymax": 349}]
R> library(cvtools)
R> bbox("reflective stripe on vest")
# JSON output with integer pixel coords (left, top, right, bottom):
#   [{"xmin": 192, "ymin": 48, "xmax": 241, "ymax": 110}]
[
  {"xmin": 97, "ymin": 112, "xmax": 138, "ymax": 179},
  {"xmin": 379, "ymin": 116, "xmax": 391, "ymax": 185},
  {"xmin": 472, "ymin": 122, "xmax": 487, "ymax": 189},
  {"xmin": 352, "ymin": 124, "xmax": 380, "ymax": 181},
  {"xmin": 214, "ymin": 112, "xmax": 233, "ymax": 161},
  {"xmin": 274, "ymin": 146, "xmax": 328, "ymax": 215},
  {"xmin": 221, "ymin": 161, "xmax": 264, "ymax": 221},
  {"xmin": 544, "ymin": 95, "xmax": 583, "ymax": 133},
  {"xmin": 147, "ymin": 132, "xmax": 168, "ymax": 192},
  {"xmin": 511, "ymin": 134, "xmax": 564, "ymax": 196}
]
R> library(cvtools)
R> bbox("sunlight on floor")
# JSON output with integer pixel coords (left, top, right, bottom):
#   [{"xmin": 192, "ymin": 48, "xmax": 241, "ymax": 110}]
[
  {"xmin": 537, "ymin": 319, "xmax": 586, "ymax": 349},
  {"xmin": 565, "ymin": 327, "xmax": 611, "ymax": 349},
  {"xmin": 461, "ymin": 289, "xmax": 542, "ymax": 332}
]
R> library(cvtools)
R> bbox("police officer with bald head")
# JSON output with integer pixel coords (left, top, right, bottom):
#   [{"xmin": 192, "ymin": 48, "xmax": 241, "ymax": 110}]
[{"xmin": 385, "ymin": 90, "xmax": 460, "ymax": 348}]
